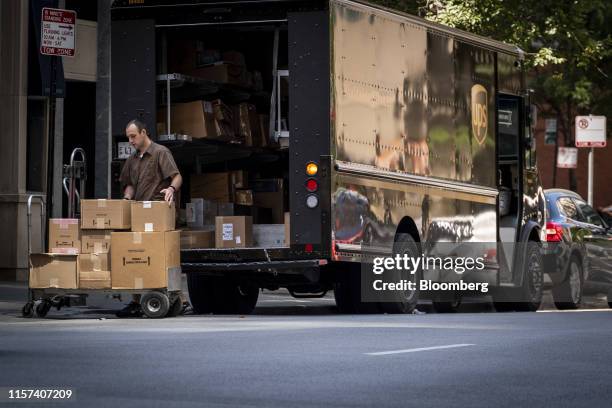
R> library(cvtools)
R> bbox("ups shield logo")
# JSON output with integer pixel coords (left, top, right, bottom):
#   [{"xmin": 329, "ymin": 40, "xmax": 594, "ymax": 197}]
[{"xmin": 471, "ymin": 84, "xmax": 488, "ymax": 146}]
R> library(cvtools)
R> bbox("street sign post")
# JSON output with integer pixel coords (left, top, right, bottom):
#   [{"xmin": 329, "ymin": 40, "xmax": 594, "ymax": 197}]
[
  {"xmin": 40, "ymin": 8, "xmax": 76, "ymax": 57},
  {"xmin": 575, "ymin": 115, "xmax": 607, "ymax": 206},
  {"xmin": 557, "ymin": 147, "xmax": 578, "ymax": 169},
  {"xmin": 40, "ymin": 7, "xmax": 77, "ymax": 237}
]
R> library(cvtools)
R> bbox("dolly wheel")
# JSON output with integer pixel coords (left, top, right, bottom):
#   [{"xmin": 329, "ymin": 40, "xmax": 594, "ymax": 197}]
[
  {"xmin": 22, "ymin": 302, "xmax": 34, "ymax": 318},
  {"xmin": 141, "ymin": 292, "xmax": 170, "ymax": 318},
  {"xmin": 35, "ymin": 301, "xmax": 51, "ymax": 318}
]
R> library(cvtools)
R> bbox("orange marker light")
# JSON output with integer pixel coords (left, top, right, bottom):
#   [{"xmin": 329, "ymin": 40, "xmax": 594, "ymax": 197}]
[{"xmin": 306, "ymin": 162, "xmax": 318, "ymax": 176}]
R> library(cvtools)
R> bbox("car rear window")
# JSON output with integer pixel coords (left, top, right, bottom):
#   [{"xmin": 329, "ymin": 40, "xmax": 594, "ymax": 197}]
[{"xmin": 557, "ymin": 197, "xmax": 582, "ymax": 221}]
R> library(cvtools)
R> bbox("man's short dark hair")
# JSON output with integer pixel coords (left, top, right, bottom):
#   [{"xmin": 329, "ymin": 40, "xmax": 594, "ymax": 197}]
[{"xmin": 126, "ymin": 119, "xmax": 148, "ymax": 135}]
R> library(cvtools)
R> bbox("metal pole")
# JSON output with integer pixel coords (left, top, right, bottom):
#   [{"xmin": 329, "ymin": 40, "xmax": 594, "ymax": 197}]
[
  {"xmin": 45, "ymin": 56, "xmax": 57, "ymax": 238},
  {"xmin": 588, "ymin": 147, "xmax": 594, "ymax": 205}
]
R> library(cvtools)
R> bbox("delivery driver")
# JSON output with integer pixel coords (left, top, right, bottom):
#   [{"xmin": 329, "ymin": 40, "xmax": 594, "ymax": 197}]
[{"xmin": 116, "ymin": 119, "xmax": 183, "ymax": 317}]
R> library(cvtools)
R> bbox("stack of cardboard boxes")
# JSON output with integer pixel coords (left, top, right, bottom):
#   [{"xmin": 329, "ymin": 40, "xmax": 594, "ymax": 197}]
[
  {"xmin": 184, "ymin": 171, "xmax": 289, "ymax": 250},
  {"xmin": 29, "ymin": 200, "xmax": 180, "ymax": 291}
]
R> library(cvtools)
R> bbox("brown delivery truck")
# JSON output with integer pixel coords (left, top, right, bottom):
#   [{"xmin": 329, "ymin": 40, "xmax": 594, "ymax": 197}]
[{"xmin": 110, "ymin": 0, "xmax": 546, "ymax": 314}]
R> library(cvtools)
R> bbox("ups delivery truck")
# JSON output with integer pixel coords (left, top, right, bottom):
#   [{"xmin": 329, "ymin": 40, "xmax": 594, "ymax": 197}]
[{"xmin": 110, "ymin": 0, "xmax": 546, "ymax": 314}]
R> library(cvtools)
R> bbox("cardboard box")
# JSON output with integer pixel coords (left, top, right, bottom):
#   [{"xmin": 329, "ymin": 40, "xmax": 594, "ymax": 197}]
[
  {"xmin": 222, "ymin": 50, "xmax": 246, "ymax": 67},
  {"xmin": 211, "ymin": 99, "xmax": 235, "ymax": 139},
  {"xmin": 111, "ymin": 231, "xmax": 181, "ymax": 290},
  {"xmin": 194, "ymin": 62, "xmax": 248, "ymax": 86},
  {"xmin": 81, "ymin": 199, "xmax": 131, "ymax": 230},
  {"xmin": 253, "ymin": 224, "xmax": 285, "ymax": 247},
  {"xmin": 48, "ymin": 219, "xmax": 80, "ymax": 254},
  {"xmin": 163, "ymin": 101, "xmax": 217, "ymax": 139},
  {"xmin": 191, "ymin": 172, "xmax": 233, "ymax": 203},
  {"xmin": 285, "ymin": 212, "xmax": 290, "ymax": 246},
  {"xmin": 257, "ymin": 114, "xmax": 270, "ymax": 147},
  {"xmin": 180, "ymin": 229, "xmax": 215, "ymax": 249},
  {"xmin": 81, "ymin": 230, "xmax": 112, "ymax": 254},
  {"xmin": 234, "ymin": 190, "xmax": 253, "ymax": 206},
  {"xmin": 78, "ymin": 253, "xmax": 111, "ymax": 289},
  {"xmin": 252, "ymin": 179, "xmax": 285, "ymax": 223},
  {"xmin": 186, "ymin": 199, "xmax": 218, "ymax": 228},
  {"xmin": 131, "ymin": 201, "xmax": 176, "ymax": 232},
  {"xmin": 215, "ymin": 216, "xmax": 253, "ymax": 248},
  {"xmin": 29, "ymin": 254, "xmax": 78, "ymax": 289},
  {"xmin": 233, "ymin": 103, "xmax": 260, "ymax": 147}
]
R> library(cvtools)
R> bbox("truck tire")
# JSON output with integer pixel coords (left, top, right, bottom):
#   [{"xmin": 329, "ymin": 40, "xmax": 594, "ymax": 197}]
[
  {"xmin": 166, "ymin": 296, "xmax": 184, "ymax": 317},
  {"xmin": 513, "ymin": 242, "xmax": 543, "ymax": 312},
  {"xmin": 379, "ymin": 233, "xmax": 420, "ymax": 314},
  {"xmin": 141, "ymin": 291, "xmax": 170, "ymax": 318},
  {"xmin": 493, "ymin": 242, "xmax": 543, "ymax": 312},
  {"xmin": 187, "ymin": 273, "xmax": 215, "ymax": 314},
  {"xmin": 552, "ymin": 258, "xmax": 582, "ymax": 310},
  {"xmin": 333, "ymin": 265, "xmax": 380, "ymax": 314},
  {"xmin": 211, "ymin": 279, "xmax": 259, "ymax": 315}
]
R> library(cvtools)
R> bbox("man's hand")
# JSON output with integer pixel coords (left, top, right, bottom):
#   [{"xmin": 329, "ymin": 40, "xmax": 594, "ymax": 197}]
[{"xmin": 160, "ymin": 186, "xmax": 175, "ymax": 205}]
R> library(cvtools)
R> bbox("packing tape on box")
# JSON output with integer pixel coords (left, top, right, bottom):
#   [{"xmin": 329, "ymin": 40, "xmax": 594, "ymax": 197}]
[
  {"xmin": 97, "ymin": 199, "xmax": 107, "ymax": 208},
  {"xmin": 134, "ymin": 277, "xmax": 144, "ymax": 289},
  {"xmin": 96, "ymin": 217, "xmax": 105, "ymax": 227},
  {"xmin": 49, "ymin": 278, "xmax": 59, "ymax": 288},
  {"xmin": 144, "ymin": 223, "xmax": 154, "ymax": 232},
  {"xmin": 132, "ymin": 232, "xmax": 142, "ymax": 244},
  {"xmin": 94, "ymin": 242, "xmax": 103, "ymax": 253},
  {"xmin": 93, "ymin": 255, "xmax": 101, "ymax": 271},
  {"xmin": 143, "ymin": 201, "xmax": 152, "ymax": 209}
]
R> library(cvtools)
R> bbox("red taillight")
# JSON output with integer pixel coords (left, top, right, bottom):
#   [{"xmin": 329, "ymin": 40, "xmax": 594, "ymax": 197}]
[
  {"xmin": 304, "ymin": 243, "xmax": 313, "ymax": 253},
  {"xmin": 545, "ymin": 222, "xmax": 563, "ymax": 242},
  {"xmin": 306, "ymin": 178, "xmax": 318, "ymax": 192}
]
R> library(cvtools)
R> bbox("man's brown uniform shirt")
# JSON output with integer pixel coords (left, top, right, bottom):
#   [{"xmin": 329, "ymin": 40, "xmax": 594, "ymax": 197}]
[{"xmin": 119, "ymin": 142, "xmax": 180, "ymax": 201}]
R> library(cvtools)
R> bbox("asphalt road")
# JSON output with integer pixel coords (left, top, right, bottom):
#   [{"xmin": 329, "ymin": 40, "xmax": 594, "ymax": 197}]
[{"xmin": 1, "ymin": 285, "xmax": 612, "ymax": 408}]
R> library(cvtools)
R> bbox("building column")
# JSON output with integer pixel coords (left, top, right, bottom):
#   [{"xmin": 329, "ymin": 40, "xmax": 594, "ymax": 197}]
[
  {"xmin": 95, "ymin": 0, "xmax": 113, "ymax": 199},
  {"xmin": 0, "ymin": 0, "xmax": 40, "ymax": 281}
]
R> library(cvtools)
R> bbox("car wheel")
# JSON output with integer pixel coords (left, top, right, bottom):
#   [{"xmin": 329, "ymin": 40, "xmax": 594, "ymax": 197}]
[{"xmin": 552, "ymin": 257, "xmax": 583, "ymax": 310}]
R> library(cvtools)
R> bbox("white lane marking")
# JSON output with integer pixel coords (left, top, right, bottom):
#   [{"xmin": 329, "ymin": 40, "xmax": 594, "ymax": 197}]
[
  {"xmin": 537, "ymin": 308, "xmax": 612, "ymax": 313},
  {"xmin": 366, "ymin": 343, "xmax": 475, "ymax": 356}
]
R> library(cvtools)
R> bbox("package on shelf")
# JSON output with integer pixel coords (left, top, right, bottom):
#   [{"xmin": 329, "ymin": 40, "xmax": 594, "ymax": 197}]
[
  {"xmin": 253, "ymin": 224, "xmax": 285, "ymax": 248},
  {"xmin": 180, "ymin": 228, "xmax": 215, "ymax": 249},
  {"xmin": 158, "ymin": 101, "xmax": 217, "ymax": 139},
  {"xmin": 215, "ymin": 216, "xmax": 253, "ymax": 248}
]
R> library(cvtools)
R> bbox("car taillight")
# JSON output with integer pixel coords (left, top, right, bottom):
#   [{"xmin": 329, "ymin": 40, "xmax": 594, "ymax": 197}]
[{"xmin": 545, "ymin": 222, "xmax": 563, "ymax": 242}]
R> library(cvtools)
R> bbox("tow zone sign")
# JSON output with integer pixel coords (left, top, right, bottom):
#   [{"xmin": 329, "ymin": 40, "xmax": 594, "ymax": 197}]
[{"xmin": 40, "ymin": 8, "xmax": 76, "ymax": 57}]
